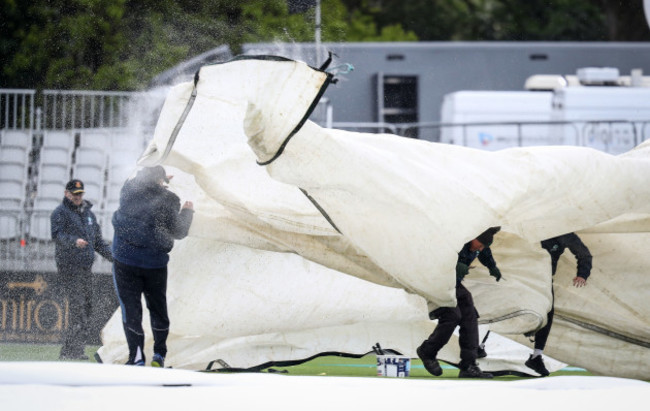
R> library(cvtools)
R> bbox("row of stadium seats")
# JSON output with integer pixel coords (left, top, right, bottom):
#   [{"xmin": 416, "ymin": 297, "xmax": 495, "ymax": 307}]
[{"xmin": 0, "ymin": 128, "xmax": 145, "ymax": 242}]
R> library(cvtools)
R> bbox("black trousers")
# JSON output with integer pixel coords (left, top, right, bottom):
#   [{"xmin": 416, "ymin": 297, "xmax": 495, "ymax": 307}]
[
  {"xmin": 58, "ymin": 264, "xmax": 93, "ymax": 357},
  {"xmin": 419, "ymin": 283, "xmax": 479, "ymax": 369},
  {"xmin": 534, "ymin": 285, "xmax": 555, "ymax": 350},
  {"xmin": 113, "ymin": 260, "xmax": 169, "ymax": 363}
]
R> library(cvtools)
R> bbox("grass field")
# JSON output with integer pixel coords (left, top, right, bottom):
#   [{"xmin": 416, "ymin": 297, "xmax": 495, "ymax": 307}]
[{"xmin": 0, "ymin": 343, "xmax": 592, "ymax": 379}]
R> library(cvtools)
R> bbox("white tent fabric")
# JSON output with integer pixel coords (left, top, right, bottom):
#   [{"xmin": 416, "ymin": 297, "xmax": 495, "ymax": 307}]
[{"xmin": 98, "ymin": 57, "xmax": 650, "ymax": 379}]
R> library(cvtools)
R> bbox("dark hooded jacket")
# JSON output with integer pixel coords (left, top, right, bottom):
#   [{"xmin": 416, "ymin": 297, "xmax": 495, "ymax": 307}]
[
  {"xmin": 51, "ymin": 197, "xmax": 113, "ymax": 269},
  {"xmin": 456, "ymin": 242, "xmax": 497, "ymax": 285},
  {"xmin": 540, "ymin": 233, "xmax": 592, "ymax": 279},
  {"xmin": 111, "ymin": 174, "xmax": 194, "ymax": 269}
]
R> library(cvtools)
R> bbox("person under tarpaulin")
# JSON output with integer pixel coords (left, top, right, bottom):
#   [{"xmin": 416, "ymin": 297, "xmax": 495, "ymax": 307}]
[
  {"xmin": 417, "ymin": 227, "xmax": 503, "ymax": 378},
  {"xmin": 525, "ymin": 232, "xmax": 592, "ymax": 376},
  {"xmin": 111, "ymin": 166, "xmax": 194, "ymax": 367},
  {"xmin": 51, "ymin": 179, "xmax": 114, "ymax": 360}
]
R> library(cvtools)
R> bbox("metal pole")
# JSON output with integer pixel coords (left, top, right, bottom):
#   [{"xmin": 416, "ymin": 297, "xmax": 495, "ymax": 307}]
[
  {"xmin": 315, "ymin": 0, "xmax": 322, "ymax": 66},
  {"xmin": 326, "ymin": 100, "xmax": 333, "ymax": 128}
]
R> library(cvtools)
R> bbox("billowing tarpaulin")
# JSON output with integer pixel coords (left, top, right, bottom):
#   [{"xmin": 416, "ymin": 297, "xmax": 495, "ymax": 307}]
[{"xmin": 98, "ymin": 57, "xmax": 650, "ymax": 379}]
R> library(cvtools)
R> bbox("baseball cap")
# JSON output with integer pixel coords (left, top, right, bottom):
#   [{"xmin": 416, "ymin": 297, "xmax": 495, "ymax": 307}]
[{"xmin": 65, "ymin": 179, "xmax": 85, "ymax": 194}]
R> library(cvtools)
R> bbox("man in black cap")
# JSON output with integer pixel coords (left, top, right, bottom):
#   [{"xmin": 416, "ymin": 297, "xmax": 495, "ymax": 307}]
[
  {"xmin": 416, "ymin": 227, "xmax": 502, "ymax": 378},
  {"xmin": 112, "ymin": 166, "xmax": 194, "ymax": 367},
  {"xmin": 51, "ymin": 178, "xmax": 114, "ymax": 360},
  {"xmin": 525, "ymin": 232, "xmax": 592, "ymax": 376}
]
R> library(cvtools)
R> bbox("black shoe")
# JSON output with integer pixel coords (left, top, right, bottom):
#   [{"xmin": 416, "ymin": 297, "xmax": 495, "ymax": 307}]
[
  {"xmin": 525, "ymin": 355, "xmax": 550, "ymax": 376},
  {"xmin": 477, "ymin": 345, "xmax": 487, "ymax": 359},
  {"xmin": 416, "ymin": 346, "xmax": 442, "ymax": 376},
  {"xmin": 458, "ymin": 363, "xmax": 493, "ymax": 379}
]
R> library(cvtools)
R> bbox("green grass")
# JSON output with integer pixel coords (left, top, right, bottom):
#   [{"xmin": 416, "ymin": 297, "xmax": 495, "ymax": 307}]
[
  {"xmin": 0, "ymin": 344, "xmax": 101, "ymax": 363},
  {"xmin": 259, "ymin": 354, "xmax": 593, "ymax": 379},
  {"xmin": 0, "ymin": 344, "xmax": 592, "ymax": 379}
]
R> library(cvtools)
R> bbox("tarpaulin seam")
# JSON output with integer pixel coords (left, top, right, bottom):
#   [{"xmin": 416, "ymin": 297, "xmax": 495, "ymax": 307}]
[{"xmin": 556, "ymin": 315, "xmax": 650, "ymax": 348}]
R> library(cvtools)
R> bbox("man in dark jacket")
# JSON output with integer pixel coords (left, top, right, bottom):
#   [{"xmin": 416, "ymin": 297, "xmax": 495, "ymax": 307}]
[
  {"xmin": 112, "ymin": 165, "xmax": 194, "ymax": 367},
  {"xmin": 525, "ymin": 232, "xmax": 592, "ymax": 376},
  {"xmin": 51, "ymin": 179, "xmax": 113, "ymax": 360},
  {"xmin": 417, "ymin": 227, "xmax": 502, "ymax": 378}
]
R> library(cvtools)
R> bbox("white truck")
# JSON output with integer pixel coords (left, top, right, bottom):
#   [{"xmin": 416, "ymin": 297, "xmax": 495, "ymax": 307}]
[{"xmin": 440, "ymin": 67, "xmax": 650, "ymax": 154}]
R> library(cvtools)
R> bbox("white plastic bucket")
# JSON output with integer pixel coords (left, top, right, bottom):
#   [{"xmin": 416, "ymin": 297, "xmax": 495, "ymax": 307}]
[{"xmin": 376, "ymin": 354, "xmax": 411, "ymax": 377}]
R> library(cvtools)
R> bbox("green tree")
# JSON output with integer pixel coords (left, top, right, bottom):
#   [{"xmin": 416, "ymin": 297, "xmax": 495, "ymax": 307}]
[
  {"xmin": 2, "ymin": 0, "xmax": 648, "ymax": 90},
  {"xmin": 1, "ymin": 0, "xmax": 415, "ymax": 89},
  {"xmin": 1, "ymin": 0, "xmax": 132, "ymax": 89},
  {"xmin": 342, "ymin": 0, "xmax": 650, "ymax": 41},
  {"xmin": 239, "ymin": 0, "xmax": 415, "ymax": 43}
]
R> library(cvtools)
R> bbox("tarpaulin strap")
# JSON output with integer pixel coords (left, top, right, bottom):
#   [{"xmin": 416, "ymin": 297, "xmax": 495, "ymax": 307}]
[
  {"xmin": 154, "ymin": 77, "xmax": 199, "ymax": 164},
  {"xmin": 300, "ymin": 188, "xmax": 341, "ymax": 234},
  {"xmin": 319, "ymin": 51, "xmax": 334, "ymax": 71},
  {"xmin": 256, "ymin": 72, "xmax": 333, "ymax": 166}
]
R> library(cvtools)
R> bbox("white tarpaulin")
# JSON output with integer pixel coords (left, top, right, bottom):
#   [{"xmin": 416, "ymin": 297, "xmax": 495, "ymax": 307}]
[
  {"xmin": 98, "ymin": 57, "xmax": 650, "ymax": 379},
  {"xmin": 2, "ymin": 363, "xmax": 649, "ymax": 411}
]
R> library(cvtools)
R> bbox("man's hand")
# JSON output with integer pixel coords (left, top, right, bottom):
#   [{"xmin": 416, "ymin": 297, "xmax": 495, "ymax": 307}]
[
  {"xmin": 75, "ymin": 238, "xmax": 88, "ymax": 248},
  {"xmin": 489, "ymin": 266, "xmax": 502, "ymax": 282},
  {"xmin": 573, "ymin": 276, "xmax": 587, "ymax": 287},
  {"xmin": 182, "ymin": 201, "xmax": 194, "ymax": 210}
]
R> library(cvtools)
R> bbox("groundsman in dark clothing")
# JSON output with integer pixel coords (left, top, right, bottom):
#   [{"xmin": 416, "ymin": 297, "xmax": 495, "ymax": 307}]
[
  {"xmin": 525, "ymin": 232, "xmax": 592, "ymax": 376},
  {"xmin": 111, "ymin": 165, "xmax": 194, "ymax": 367},
  {"xmin": 417, "ymin": 227, "xmax": 502, "ymax": 379},
  {"xmin": 51, "ymin": 179, "xmax": 113, "ymax": 360}
]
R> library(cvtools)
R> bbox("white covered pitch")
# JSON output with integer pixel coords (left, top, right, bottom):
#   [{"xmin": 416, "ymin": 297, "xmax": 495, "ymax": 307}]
[
  {"xmin": 97, "ymin": 56, "xmax": 650, "ymax": 379},
  {"xmin": 0, "ymin": 362, "xmax": 648, "ymax": 411}
]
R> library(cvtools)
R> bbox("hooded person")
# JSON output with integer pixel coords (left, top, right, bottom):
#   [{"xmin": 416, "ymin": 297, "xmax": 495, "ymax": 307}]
[
  {"xmin": 416, "ymin": 227, "xmax": 502, "ymax": 378},
  {"xmin": 111, "ymin": 166, "xmax": 194, "ymax": 367},
  {"xmin": 525, "ymin": 232, "xmax": 592, "ymax": 376}
]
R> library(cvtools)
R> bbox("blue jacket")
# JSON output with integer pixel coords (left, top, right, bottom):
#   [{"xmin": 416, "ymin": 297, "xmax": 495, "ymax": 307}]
[
  {"xmin": 112, "ymin": 177, "xmax": 193, "ymax": 269},
  {"xmin": 51, "ymin": 197, "xmax": 113, "ymax": 269}
]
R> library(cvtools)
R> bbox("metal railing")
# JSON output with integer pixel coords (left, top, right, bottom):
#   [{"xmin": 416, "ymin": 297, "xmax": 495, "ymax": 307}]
[
  {"xmin": 1, "ymin": 88, "xmax": 157, "ymax": 132},
  {"xmin": 332, "ymin": 119, "xmax": 650, "ymax": 155},
  {"xmin": 0, "ymin": 89, "xmax": 36, "ymax": 131},
  {"xmin": 41, "ymin": 89, "xmax": 155, "ymax": 131},
  {"xmin": 331, "ymin": 121, "xmax": 399, "ymax": 134}
]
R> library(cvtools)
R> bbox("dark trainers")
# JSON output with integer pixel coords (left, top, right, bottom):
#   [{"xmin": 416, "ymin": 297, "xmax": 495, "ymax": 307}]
[
  {"xmin": 525, "ymin": 354, "xmax": 550, "ymax": 376},
  {"xmin": 477, "ymin": 345, "xmax": 487, "ymax": 358},
  {"xmin": 458, "ymin": 363, "xmax": 493, "ymax": 379},
  {"xmin": 151, "ymin": 353, "xmax": 165, "ymax": 368},
  {"xmin": 416, "ymin": 346, "xmax": 442, "ymax": 376}
]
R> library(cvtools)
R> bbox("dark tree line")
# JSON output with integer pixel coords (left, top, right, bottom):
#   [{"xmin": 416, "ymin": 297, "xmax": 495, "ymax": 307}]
[{"xmin": 1, "ymin": 0, "xmax": 648, "ymax": 90}]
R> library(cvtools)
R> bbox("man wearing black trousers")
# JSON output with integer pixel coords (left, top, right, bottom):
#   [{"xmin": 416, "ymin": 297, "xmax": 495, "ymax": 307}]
[
  {"xmin": 112, "ymin": 166, "xmax": 194, "ymax": 367},
  {"xmin": 525, "ymin": 232, "xmax": 592, "ymax": 376},
  {"xmin": 417, "ymin": 227, "xmax": 503, "ymax": 378},
  {"xmin": 51, "ymin": 179, "xmax": 113, "ymax": 360}
]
